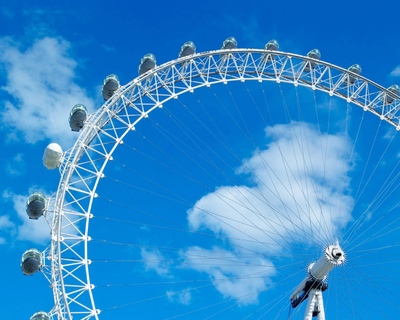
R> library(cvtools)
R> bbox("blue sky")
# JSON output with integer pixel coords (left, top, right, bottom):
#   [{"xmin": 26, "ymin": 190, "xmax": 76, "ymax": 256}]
[{"xmin": 2, "ymin": 0, "xmax": 400, "ymax": 319}]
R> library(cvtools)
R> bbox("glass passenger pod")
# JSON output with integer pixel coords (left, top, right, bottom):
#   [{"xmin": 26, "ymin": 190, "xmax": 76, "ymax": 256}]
[
  {"xmin": 43, "ymin": 143, "xmax": 63, "ymax": 170},
  {"xmin": 69, "ymin": 104, "xmax": 88, "ymax": 132},
  {"xmin": 138, "ymin": 53, "xmax": 156, "ymax": 75},
  {"xmin": 30, "ymin": 311, "xmax": 50, "ymax": 320},
  {"xmin": 26, "ymin": 192, "xmax": 46, "ymax": 220},
  {"xmin": 221, "ymin": 37, "xmax": 237, "ymax": 50},
  {"xmin": 304, "ymin": 49, "xmax": 321, "ymax": 72},
  {"xmin": 102, "ymin": 74, "xmax": 120, "ymax": 101},
  {"xmin": 345, "ymin": 64, "xmax": 362, "ymax": 86},
  {"xmin": 179, "ymin": 41, "xmax": 196, "ymax": 59},
  {"xmin": 220, "ymin": 37, "xmax": 237, "ymax": 62},
  {"xmin": 262, "ymin": 39, "xmax": 279, "ymax": 62},
  {"xmin": 265, "ymin": 39, "xmax": 279, "ymax": 51},
  {"xmin": 385, "ymin": 84, "xmax": 400, "ymax": 105},
  {"xmin": 21, "ymin": 248, "xmax": 42, "ymax": 276}
]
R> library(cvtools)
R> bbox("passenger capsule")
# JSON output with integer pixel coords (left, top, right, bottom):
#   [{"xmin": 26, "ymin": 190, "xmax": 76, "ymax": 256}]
[
  {"xmin": 385, "ymin": 84, "xmax": 400, "ymax": 105},
  {"xmin": 179, "ymin": 41, "xmax": 196, "ymax": 59},
  {"xmin": 102, "ymin": 74, "xmax": 120, "ymax": 100},
  {"xmin": 26, "ymin": 192, "xmax": 46, "ymax": 220},
  {"xmin": 43, "ymin": 143, "xmax": 63, "ymax": 170},
  {"xmin": 30, "ymin": 311, "xmax": 50, "ymax": 320},
  {"xmin": 345, "ymin": 64, "xmax": 362, "ymax": 85},
  {"xmin": 262, "ymin": 40, "xmax": 279, "ymax": 62},
  {"xmin": 21, "ymin": 248, "xmax": 42, "ymax": 276},
  {"xmin": 304, "ymin": 49, "xmax": 321, "ymax": 72},
  {"xmin": 307, "ymin": 49, "xmax": 321, "ymax": 60},
  {"xmin": 69, "ymin": 104, "xmax": 88, "ymax": 132},
  {"xmin": 138, "ymin": 53, "xmax": 156, "ymax": 75},
  {"xmin": 221, "ymin": 37, "xmax": 237, "ymax": 50},
  {"xmin": 264, "ymin": 39, "xmax": 279, "ymax": 51}
]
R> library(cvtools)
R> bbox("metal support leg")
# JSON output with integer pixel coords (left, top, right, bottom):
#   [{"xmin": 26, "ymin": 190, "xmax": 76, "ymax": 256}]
[
  {"xmin": 304, "ymin": 289, "xmax": 317, "ymax": 320},
  {"xmin": 316, "ymin": 290, "xmax": 325, "ymax": 320},
  {"xmin": 303, "ymin": 289, "xmax": 325, "ymax": 320}
]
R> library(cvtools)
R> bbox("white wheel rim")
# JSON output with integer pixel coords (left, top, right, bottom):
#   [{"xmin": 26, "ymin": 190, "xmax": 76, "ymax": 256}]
[{"xmin": 46, "ymin": 48, "xmax": 400, "ymax": 319}]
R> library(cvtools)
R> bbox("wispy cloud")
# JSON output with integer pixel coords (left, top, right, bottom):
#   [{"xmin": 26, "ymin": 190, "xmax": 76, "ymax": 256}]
[
  {"xmin": 181, "ymin": 246, "xmax": 274, "ymax": 305},
  {"xmin": 4, "ymin": 153, "xmax": 26, "ymax": 176},
  {"xmin": 166, "ymin": 289, "xmax": 191, "ymax": 305},
  {"xmin": 1, "ymin": 8, "xmax": 13, "ymax": 18},
  {"xmin": 0, "ymin": 214, "xmax": 16, "ymax": 244},
  {"xmin": 141, "ymin": 248, "xmax": 171, "ymax": 277},
  {"xmin": 0, "ymin": 36, "xmax": 94, "ymax": 147},
  {"xmin": 390, "ymin": 65, "xmax": 400, "ymax": 77},
  {"xmin": 102, "ymin": 44, "xmax": 115, "ymax": 52}
]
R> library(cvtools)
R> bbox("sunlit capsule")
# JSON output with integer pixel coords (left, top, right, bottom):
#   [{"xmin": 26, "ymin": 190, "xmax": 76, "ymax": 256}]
[
  {"xmin": 102, "ymin": 74, "xmax": 120, "ymax": 101},
  {"xmin": 385, "ymin": 84, "xmax": 400, "ymax": 105},
  {"xmin": 264, "ymin": 39, "xmax": 279, "ymax": 51},
  {"xmin": 345, "ymin": 64, "xmax": 362, "ymax": 86},
  {"xmin": 138, "ymin": 53, "xmax": 156, "ymax": 75},
  {"xmin": 304, "ymin": 49, "xmax": 321, "ymax": 72},
  {"xmin": 30, "ymin": 311, "xmax": 50, "ymax": 320},
  {"xmin": 26, "ymin": 192, "xmax": 46, "ymax": 220},
  {"xmin": 179, "ymin": 41, "xmax": 196, "ymax": 59},
  {"xmin": 43, "ymin": 143, "xmax": 63, "ymax": 170},
  {"xmin": 262, "ymin": 40, "xmax": 279, "ymax": 62},
  {"xmin": 21, "ymin": 248, "xmax": 42, "ymax": 276},
  {"xmin": 307, "ymin": 49, "xmax": 321, "ymax": 60},
  {"xmin": 69, "ymin": 104, "xmax": 88, "ymax": 132},
  {"xmin": 221, "ymin": 37, "xmax": 237, "ymax": 50}
]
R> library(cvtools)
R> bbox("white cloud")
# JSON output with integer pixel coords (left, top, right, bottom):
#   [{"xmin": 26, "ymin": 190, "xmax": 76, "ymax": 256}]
[
  {"xmin": 0, "ymin": 214, "xmax": 16, "ymax": 244},
  {"xmin": 4, "ymin": 153, "xmax": 26, "ymax": 176},
  {"xmin": 0, "ymin": 36, "xmax": 94, "ymax": 147},
  {"xmin": 141, "ymin": 248, "xmax": 171, "ymax": 277},
  {"xmin": 167, "ymin": 289, "xmax": 191, "ymax": 305},
  {"xmin": 1, "ymin": 8, "xmax": 13, "ymax": 18},
  {"xmin": 181, "ymin": 246, "xmax": 275, "ymax": 305},
  {"xmin": 0, "ymin": 214, "xmax": 15, "ymax": 229},
  {"xmin": 102, "ymin": 44, "xmax": 115, "ymax": 52},
  {"xmin": 183, "ymin": 122, "xmax": 354, "ymax": 302},
  {"xmin": 390, "ymin": 65, "xmax": 400, "ymax": 77}
]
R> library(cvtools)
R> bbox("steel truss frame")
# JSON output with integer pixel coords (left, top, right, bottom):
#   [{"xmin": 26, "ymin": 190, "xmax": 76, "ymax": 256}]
[{"xmin": 43, "ymin": 48, "xmax": 400, "ymax": 319}]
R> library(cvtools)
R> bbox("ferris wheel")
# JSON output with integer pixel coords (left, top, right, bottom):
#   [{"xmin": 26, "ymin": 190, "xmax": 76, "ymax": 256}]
[{"xmin": 21, "ymin": 37, "xmax": 400, "ymax": 320}]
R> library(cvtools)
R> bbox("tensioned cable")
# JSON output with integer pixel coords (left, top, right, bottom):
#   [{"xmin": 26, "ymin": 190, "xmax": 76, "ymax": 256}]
[
  {"xmin": 243, "ymin": 81, "xmax": 315, "ymax": 252},
  {"xmin": 294, "ymin": 84, "xmax": 333, "ymax": 243},
  {"xmin": 257, "ymin": 80, "xmax": 316, "ymax": 254},
  {"xmin": 96, "ymin": 194, "xmax": 311, "ymax": 256},
  {"xmin": 205, "ymin": 82, "xmax": 325, "ymax": 248},
  {"xmin": 277, "ymin": 83, "xmax": 332, "ymax": 245},
  {"xmin": 140, "ymin": 113, "xmax": 306, "ymax": 250},
  {"xmin": 129, "ymin": 87, "xmax": 332, "ymax": 250},
  {"xmin": 164, "ymin": 269, "xmax": 303, "ymax": 320},
  {"xmin": 217, "ymin": 82, "xmax": 331, "ymax": 247},
  {"xmin": 340, "ymin": 119, "xmax": 383, "ymax": 241},
  {"xmin": 343, "ymin": 129, "xmax": 398, "ymax": 246},
  {"xmin": 100, "ymin": 267, "xmax": 300, "ymax": 313},
  {"xmin": 93, "ymin": 215, "xmax": 308, "ymax": 256},
  {"xmin": 168, "ymin": 88, "xmax": 324, "ymax": 251}
]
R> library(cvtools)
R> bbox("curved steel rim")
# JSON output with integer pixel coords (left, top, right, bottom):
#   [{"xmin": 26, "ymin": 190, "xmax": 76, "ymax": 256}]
[{"xmin": 49, "ymin": 48, "xmax": 400, "ymax": 319}]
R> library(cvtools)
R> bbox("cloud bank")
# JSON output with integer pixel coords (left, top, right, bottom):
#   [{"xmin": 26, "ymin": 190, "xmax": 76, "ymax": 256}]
[
  {"xmin": 183, "ymin": 122, "xmax": 354, "ymax": 303},
  {"xmin": 0, "ymin": 36, "xmax": 94, "ymax": 147}
]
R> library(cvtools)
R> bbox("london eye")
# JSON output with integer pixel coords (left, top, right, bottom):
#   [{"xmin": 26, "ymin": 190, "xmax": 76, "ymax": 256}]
[{"xmin": 22, "ymin": 37, "xmax": 400, "ymax": 319}]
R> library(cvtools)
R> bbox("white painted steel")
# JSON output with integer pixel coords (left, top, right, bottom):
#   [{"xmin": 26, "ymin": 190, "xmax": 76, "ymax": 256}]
[
  {"xmin": 309, "ymin": 244, "xmax": 345, "ymax": 280},
  {"xmin": 43, "ymin": 48, "xmax": 400, "ymax": 319},
  {"xmin": 303, "ymin": 289, "xmax": 325, "ymax": 320}
]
